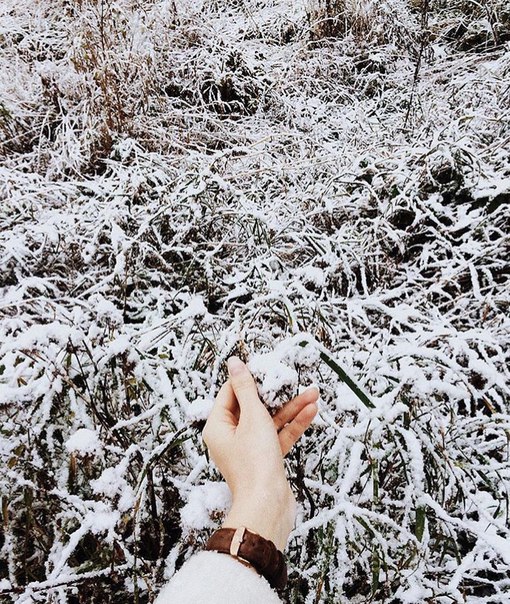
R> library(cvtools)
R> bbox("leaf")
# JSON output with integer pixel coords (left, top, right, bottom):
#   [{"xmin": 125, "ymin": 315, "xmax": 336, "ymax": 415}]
[
  {"xmin": 371, "ymin": 546, "xmax": 381, "ymax": 594},
  {"xmin": 299, "ymin": 340, "xmax": 375, "ymax": 409},
  {"xmin": 415, "ymin": 506, "xmax": 426, "ymax": 541}
]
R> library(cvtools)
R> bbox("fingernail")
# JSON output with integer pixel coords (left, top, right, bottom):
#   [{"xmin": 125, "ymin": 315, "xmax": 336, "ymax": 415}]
[{"xmin": 227, "ymin": 356, "xmax": 244, "ymax": 376}]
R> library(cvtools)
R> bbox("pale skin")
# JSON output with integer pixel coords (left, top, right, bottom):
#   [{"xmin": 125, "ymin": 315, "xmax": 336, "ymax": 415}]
[{"xmin": 202, "ymin": 356, "xmax": 319, "ymax": 551}]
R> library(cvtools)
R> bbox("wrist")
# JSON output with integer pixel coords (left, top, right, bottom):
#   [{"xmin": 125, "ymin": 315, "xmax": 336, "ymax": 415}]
[{"xmin": 222, "ymin": 485, "xmax": 296, "ymax": 551}]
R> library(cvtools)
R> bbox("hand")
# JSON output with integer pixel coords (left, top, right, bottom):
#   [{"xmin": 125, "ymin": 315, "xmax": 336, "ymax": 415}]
[{"xmin": 202, "ymin": 356, "xmax": 319, "ymax": 550}]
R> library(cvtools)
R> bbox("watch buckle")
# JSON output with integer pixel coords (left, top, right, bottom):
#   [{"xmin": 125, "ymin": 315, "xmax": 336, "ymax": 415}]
[{"xmin": 229, "ymin": 526, "xmax": 246, "ymax": 556}]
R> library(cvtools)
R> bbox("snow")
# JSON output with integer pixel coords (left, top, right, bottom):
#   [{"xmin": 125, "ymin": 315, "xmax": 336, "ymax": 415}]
[
  {"xmin": 185, "ymin": 397, "xmax": 215, "ymax": 423},
  {"xmin": 90, "ymin": 466, "xmax": 135, "ymax": 512},
  {"xmin": 180, "ymin": 482, "xmax": 232, "ymax": 534},
  {"xmin": 65, "ymin": 429, "xmax": 102, "ymax": 456},
  {"xmin": 248, "ymin": 351, "xmax": 299, "ymax": 407},
  {"xmin": 1, "ymin": 0, "xmax": 509, "ymax": 602}
]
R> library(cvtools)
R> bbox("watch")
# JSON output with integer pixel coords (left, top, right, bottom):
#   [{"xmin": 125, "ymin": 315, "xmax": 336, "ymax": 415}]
[{"xmin": 205, "ymin": 526, "xmax": 288, "ymax": 590}]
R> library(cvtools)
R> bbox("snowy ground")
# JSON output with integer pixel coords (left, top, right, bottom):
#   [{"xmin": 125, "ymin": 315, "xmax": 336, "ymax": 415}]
[{"xmin": 1, "ymin": 1, "xmax": 509, "ymax": 602}]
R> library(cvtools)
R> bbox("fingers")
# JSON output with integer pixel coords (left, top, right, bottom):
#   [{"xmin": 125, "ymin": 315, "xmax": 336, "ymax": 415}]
[
  {"xmin": 227, "ymin": 356, "xmax": 265, "ymax": 417},
  {"xmin": 275, "ymin": 386, "xmax": 320, "ymax": 456},
  {"xmin": 205, "ymin": 359, "xmax": 319, "ymax": 454},
  {"xmin": 202, "ymin": 381, "xmax": 238, "ymax": 446},
  {"xmin": 278, "ymin": 402, "xmax": 318, "ymax": 456},
  {"xmin": 272, "ymin": 386, "xmax": 319, "ymax": 431}
]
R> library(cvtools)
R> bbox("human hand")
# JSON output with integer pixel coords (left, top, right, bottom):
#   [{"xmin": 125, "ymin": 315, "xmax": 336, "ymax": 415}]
[{"xmin": 202, "ymin": 356, "xmax": 319, "ymax": 550}]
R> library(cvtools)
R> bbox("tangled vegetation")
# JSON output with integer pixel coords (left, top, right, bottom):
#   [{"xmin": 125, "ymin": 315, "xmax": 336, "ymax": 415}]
[{"xmin": 1, "ymin": 1, "xmax": 509, "ymax": 602}]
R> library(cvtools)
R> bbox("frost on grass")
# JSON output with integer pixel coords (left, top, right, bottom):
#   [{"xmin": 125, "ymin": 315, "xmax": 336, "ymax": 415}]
[{"xmin": 0, "ymin": 0, "xmax": 509, "ymax": 602}]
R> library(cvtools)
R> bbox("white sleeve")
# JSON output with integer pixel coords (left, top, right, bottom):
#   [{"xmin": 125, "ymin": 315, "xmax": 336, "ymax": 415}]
[{"xmin": 155, "ymin": 550, "xmax": 283, "ymax": 604}]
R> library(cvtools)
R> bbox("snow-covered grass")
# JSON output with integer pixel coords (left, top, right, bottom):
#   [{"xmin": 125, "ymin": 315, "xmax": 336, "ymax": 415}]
[{"xmin": 1, "ymin": 1, "xmax": 509, "ymax": 602}]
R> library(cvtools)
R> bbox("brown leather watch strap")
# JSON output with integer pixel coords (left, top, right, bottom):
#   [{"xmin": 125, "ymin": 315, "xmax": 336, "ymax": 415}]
[{"xmin": 205, "ymin": 527, "xmax": 287, "ymax": 590}]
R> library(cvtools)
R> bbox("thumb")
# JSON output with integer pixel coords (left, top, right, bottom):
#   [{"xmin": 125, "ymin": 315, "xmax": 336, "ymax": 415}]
[{"xmin": 227, "ymin": 357, "xmax": 265, "ymax": 417}]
